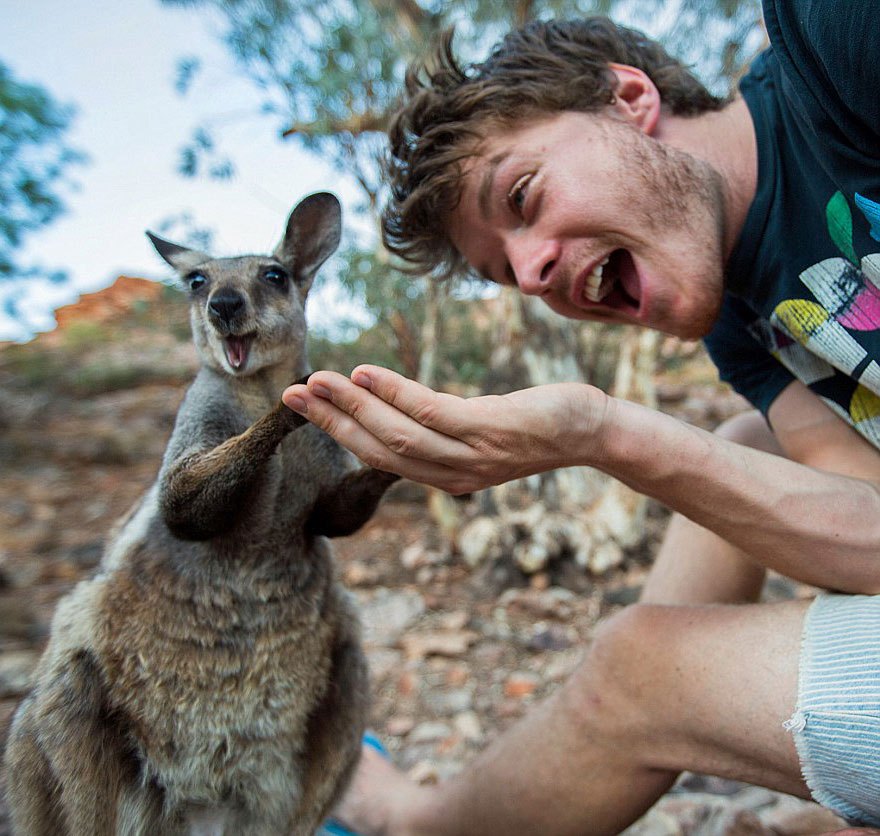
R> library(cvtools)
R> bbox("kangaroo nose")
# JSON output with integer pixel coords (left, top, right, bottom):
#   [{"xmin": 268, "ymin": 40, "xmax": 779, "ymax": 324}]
[{"xmin": 208, "ymin": 290, "xmax": 245, "ymax": 325}]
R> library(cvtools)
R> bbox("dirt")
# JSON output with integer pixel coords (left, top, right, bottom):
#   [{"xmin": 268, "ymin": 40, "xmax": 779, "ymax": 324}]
[{"xmin": 0, "ymin": 313, "xmax": 846, "ymax": 835}]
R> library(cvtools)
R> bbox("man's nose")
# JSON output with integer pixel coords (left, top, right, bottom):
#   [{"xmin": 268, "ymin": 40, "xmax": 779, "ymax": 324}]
[{"xmin": 507, "ymin": 237, "xmax": 560, "ymax": 295}]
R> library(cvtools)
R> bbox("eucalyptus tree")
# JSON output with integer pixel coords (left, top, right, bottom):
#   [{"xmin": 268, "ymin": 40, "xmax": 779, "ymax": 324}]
[
  {"xmin": 0, "ymin": 61, "xmax": 85, "ymax": 319},
  {"xmin": 164, "ymin": 0, "xmax": 764, "ymax": 579}
]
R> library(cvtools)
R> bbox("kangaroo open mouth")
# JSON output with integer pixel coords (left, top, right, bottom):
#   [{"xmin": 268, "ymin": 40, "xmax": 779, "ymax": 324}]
[{"xmin": 224, "ymin": 334, "xmax": 255, "ymax": 370}]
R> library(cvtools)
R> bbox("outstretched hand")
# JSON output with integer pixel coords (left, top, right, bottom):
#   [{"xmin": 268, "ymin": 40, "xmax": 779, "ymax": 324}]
[{"xmin": 282, "ymin": 365, "xmax": 608, "ymax": 494}]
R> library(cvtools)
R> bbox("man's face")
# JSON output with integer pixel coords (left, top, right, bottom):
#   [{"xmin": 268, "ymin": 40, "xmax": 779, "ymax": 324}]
[{"xmin": 447, "ymin": 110, "xmax": 727, "ymax": 340}]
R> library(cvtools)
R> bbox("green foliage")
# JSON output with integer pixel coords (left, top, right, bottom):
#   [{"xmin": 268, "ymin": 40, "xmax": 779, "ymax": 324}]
[
  {"xmin": 162, "ymin": 0, "xmax": 764, "ymax": 386},
  {"xmin": 309, "ymin": 293, "xmax": 494, "ymax": 388},
  {"xmin": 0, "ymin": 61, "xmax": 86, "ymax": 284}
]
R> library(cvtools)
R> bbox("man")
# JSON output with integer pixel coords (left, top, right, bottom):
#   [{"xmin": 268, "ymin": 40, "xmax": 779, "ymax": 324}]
[{"xmin": 283, "ymin": 3, "xmax": 880, "ymax": 833}]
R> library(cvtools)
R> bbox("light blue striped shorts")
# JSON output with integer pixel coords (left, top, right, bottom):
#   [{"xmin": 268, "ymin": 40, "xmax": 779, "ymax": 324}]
[{"xmin": 785, "ymin": 593, "xmax": 880, "ymax": 826}]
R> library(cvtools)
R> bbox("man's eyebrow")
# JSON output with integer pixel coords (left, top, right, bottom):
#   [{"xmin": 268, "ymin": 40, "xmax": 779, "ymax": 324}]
[{"xmin": 477, "ymin": 152, "xmax": 508, "ymax": 221}]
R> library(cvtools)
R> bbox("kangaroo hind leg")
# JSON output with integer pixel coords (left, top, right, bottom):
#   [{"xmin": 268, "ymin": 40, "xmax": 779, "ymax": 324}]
[
  {"xmin": 7, "ymin": 649, "xmax": 155, "ymax": 836},
  {"xmin": 287, "ymin": 610, "xmax": 369, "ymax": 835}
]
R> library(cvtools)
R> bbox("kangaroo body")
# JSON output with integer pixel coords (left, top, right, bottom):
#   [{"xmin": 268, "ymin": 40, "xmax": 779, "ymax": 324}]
[{"xmin": 4, "ymin": 193, "xmax": 396, "ymax": 835}]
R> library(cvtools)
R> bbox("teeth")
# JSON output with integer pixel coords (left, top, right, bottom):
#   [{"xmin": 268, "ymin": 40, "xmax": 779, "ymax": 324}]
[
  {"xmin": 584, "ymin": 257, "xmax": 612, "ymax": 303},
  {"xmin": 586, "ymin": 264, "xmax": 603, "ymax": 289}
]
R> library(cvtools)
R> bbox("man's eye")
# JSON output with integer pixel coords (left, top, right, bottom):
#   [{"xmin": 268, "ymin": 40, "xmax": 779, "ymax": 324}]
[{"xmin": 507, "ymin": 174, "xmax": 532, "ymax": 215}]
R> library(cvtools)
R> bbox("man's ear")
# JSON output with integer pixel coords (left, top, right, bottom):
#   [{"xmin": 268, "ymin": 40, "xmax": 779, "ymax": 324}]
[{"xmin": 608, "ymin": 63, "xmax": 661, "ymax": 135}]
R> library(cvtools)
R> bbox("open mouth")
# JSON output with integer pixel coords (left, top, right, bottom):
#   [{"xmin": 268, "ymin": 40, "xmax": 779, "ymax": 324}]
[
  {"xmin": 581, "ymin": 249, "xmax": 642, "ymax": 314},
  {"xmin": 224, "ymin": 333, "xmax": 255, "ymax": 370}
]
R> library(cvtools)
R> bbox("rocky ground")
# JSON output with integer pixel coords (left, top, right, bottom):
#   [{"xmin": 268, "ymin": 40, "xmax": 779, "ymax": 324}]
[{"xmin": 0, "ymin": 283, "xmax": 853, "ymax": 835}]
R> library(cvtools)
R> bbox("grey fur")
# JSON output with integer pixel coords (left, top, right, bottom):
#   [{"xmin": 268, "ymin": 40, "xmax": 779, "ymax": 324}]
[{"xmin": 4, "ymin": 193, "xmax": 398, "ymax": 835}]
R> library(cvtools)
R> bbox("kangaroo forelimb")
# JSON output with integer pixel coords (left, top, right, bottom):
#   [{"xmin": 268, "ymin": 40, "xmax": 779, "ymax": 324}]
[
  {"xmin": 307, "ymin": 468, "xmax": 400, "ymax": 538},
  {"xmin": 161, "ymin": 402, "xmax": 308, "ymax": 540}
]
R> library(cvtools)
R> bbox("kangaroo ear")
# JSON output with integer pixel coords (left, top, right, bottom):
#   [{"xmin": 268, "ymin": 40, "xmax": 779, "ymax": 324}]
[
  {"xmin": 275, "ymin": 192, "xmax": 342, "ymax": 292},
  {"xmin": 146, "ymin": 232, "xmax": 211, "ymax": 273}
]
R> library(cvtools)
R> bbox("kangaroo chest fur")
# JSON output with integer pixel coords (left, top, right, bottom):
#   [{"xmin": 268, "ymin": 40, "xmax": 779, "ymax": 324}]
[
  {"xmin": 96, "ymin": 552, "xmax": 338, "ymax": 808},
  {"xmin": 94, "ymin": 404, "xmax": 345, "ymax": 806}
]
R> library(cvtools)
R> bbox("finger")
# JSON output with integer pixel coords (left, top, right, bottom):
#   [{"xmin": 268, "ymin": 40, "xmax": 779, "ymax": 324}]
[
  {"xmin": 302, "ymin": 371, "xmax": 475, "ymax": 466},
  {"xmin": 282, "ymin": 381, "xmax": 473, "ymax": 491},
  {"xmin": 349, "ymin": 365, "xmax": 473, "ymax": 437}
]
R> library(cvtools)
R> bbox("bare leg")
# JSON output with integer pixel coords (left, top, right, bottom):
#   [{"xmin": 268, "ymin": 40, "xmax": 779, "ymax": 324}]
[
  {"xmin": 336, "ymin": 600, "xmax": 810, "ymax": 835},
  {"xmin": 333, "ymin": 412, "xmax": 805, "ymax": 835},
  {"xmin": 641, "ymin": 411, "xmax": 783, "ymax": 606}
]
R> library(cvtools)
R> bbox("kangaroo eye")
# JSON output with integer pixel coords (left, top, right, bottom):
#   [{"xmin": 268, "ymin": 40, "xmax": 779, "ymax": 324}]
[
  {"xmin": 187, "ymin": 272, "xmax": 207, "ymax": 291},
  {"xmin": 262, "ymin": 267, "xmax": 288, "ymax": 288}
]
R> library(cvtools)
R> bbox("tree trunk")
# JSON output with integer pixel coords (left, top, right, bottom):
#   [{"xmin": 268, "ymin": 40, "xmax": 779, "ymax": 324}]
[{"xmin": 455, "ymin": 290, "xmax": 658, "ymax": 580}]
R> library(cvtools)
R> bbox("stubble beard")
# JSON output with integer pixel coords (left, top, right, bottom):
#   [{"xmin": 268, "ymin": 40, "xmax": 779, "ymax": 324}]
[{"xmin": 617, "ymin": 121, "xmax": 727, "ymax": 339}]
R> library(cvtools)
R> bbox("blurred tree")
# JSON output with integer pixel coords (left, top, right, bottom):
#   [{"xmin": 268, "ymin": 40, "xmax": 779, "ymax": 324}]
[
  {"xmin": 164, "ymin": 0, "xmax": 764, "ymax": 579},
  {"xmin": 0, "ymin": 61, "xmax": 85, "ymax": 299}
]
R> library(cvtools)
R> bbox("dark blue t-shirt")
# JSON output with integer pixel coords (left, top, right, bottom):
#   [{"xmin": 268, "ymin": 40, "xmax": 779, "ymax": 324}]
[{"xmin": 704, "ymin": 0, "xmax": 880, "ymax": 448}]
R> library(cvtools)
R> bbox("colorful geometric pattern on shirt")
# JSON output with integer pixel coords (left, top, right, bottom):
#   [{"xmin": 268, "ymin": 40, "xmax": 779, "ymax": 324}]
[{"xmin": 746, "ymin": 194, "xmax": 880, "ymax": 447}]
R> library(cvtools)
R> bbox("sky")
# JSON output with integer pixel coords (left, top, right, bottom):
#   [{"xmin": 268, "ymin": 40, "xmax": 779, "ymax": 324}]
[{"xmin": 1, "ymin": 0, "xmax": 365, "ymax": 342}]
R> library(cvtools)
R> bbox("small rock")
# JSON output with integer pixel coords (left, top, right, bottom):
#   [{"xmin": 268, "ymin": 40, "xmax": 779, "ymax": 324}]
[
  {"xmin": 443, "ymin": 663, "xmax": 469, "ymax": 687},
  {"xmin": 408, "ymin": 721, "xmax": 452, "ymax": 744},
  {"xmin": 622, "ymin": 807, "xmax": 685, "ymax": 835},
  {"xmin": 344, "ymin": 561, "xmax": 381, "ymax": 587},
  {"xmin": 456, "ymin": 517, "xmax": 504, "ymax": 569},
  {"xmin": 399, "ymin": 543, "xmax": 445, "ymax": 570},
  {"xmin": 0, "ymin": 649, "xmax": 40, "ymax": 698},
  {"xmin": 396, "ymin": 669, "xmax": 421, "ymax": 697},
  {"xmin": 407, "ymin": 760, "xmax": 440, "ymax": 785},
  {"xmin": 453, "ymin": 710, "xmax": 483, "ymax": 743},
  {"xmin": 415, "ymin": 567, "xmax": 434, "ymax": 585},
  {"xmin": 698, "ymin": 807, "xmax": 772, "ymax": 836},
  {"xmin": 0, "ymin": 551, "xmax": 42, "ymax": 589},
  {"xmin": 526, "ymin": 625, "xmax": 573, "ymax": 652},
  {"xmin": 400, "ymin": 630, "xmax": 479, "ymax": 660},
  {"xmin": 472, "ymin": 642, "xmax": 507, "ymax": 668},
  {"xmin": 503, "ymin": 671, "xmax": 541, "ymax": 699},
  {"xmin": 423, "ymin": 687, "xmax": 473, "ymax": 716},
  {"xmin": 529, "ymin": 572, "xmax": 550, "ymax": 590},
  {"xmin": 587, "ymin": 540, "xmax": 625, "ymax": 575},
  {"xmin": 500, "ymin": 587, "xmax": 576, "ymax": 620},
  {"xmin": 603, "ymin": 582, "xmax": 643, "ymax": 607},
  {"xmin": 544, "ymin": 648, "xmax": 584, "ymax": 682},
  {"xmin": 760, "ymin": 801, "xmax": 847, "ymax": 834},
  {"xmin": 385, "ymin": 715, "xmax": 416, "ymax": 737},
  {"xmin": 437, "ymin": 610, "xmax": 469, "ymax": 631},
  {"xmin": 366, "ymin": 648, "xmax": 402, "ymax": 683},
  {"xmin": 0, "ymin": 593, "xmax": 42, "ymax": 641},
  {"xmin": 673, "ymin": 773, "xmax": 746, "ymax": 796},
  {"xmin": 358, "ymin": 588, "xmax": 426, "ymax": 647}
]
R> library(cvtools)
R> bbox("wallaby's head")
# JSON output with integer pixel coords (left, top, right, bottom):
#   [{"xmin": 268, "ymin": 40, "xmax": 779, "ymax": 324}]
[{"xmin": 147, "ymin": 192, "xmax": 341, "ymax": 377}]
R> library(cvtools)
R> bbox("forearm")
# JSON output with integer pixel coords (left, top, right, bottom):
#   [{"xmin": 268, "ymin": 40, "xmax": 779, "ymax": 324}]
[
  {"xmin": 588, "ymin": 394, "xmax": 880, "ymax": 593},
  {"xmin": 161, "ymin": 402, "xmax": 306, "ymax": 539}
]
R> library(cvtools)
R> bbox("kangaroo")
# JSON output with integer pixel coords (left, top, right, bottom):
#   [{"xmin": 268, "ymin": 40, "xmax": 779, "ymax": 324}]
[{"xmin": 3, "ymin": 192, "xmax": 398, "ymax": 835}]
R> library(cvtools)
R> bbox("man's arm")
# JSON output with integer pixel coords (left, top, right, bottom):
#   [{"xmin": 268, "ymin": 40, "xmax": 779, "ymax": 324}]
[
  {"xmin": 601, "ymin": 379, "xmax": 880, "ymax": 593},
  {"xmin": 283, "ymin": 367, "xmax": 880, "ymax": 594}
]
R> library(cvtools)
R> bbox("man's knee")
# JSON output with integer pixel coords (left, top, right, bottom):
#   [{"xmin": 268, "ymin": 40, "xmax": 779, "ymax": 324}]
[{"xmin": 561, "ymin": 605, "xmax": 672, "ymax": 743}]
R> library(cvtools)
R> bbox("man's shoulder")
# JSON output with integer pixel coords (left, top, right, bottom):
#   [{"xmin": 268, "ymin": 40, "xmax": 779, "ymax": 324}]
[{"xmin": 762, "ymin": 0, "xmax": 880, "ymax": 152}]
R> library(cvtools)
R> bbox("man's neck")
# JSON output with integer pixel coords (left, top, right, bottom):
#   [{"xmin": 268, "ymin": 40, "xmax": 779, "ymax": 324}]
[{"xmin": 654, "ymin": 97, "xmax": 758, "ymax": 260}]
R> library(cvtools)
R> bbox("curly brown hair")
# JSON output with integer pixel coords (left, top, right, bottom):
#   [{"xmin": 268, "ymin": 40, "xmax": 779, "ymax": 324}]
[{"xmin": 382, "ymin": 17, "xmax": 727, "ymax": 278}]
